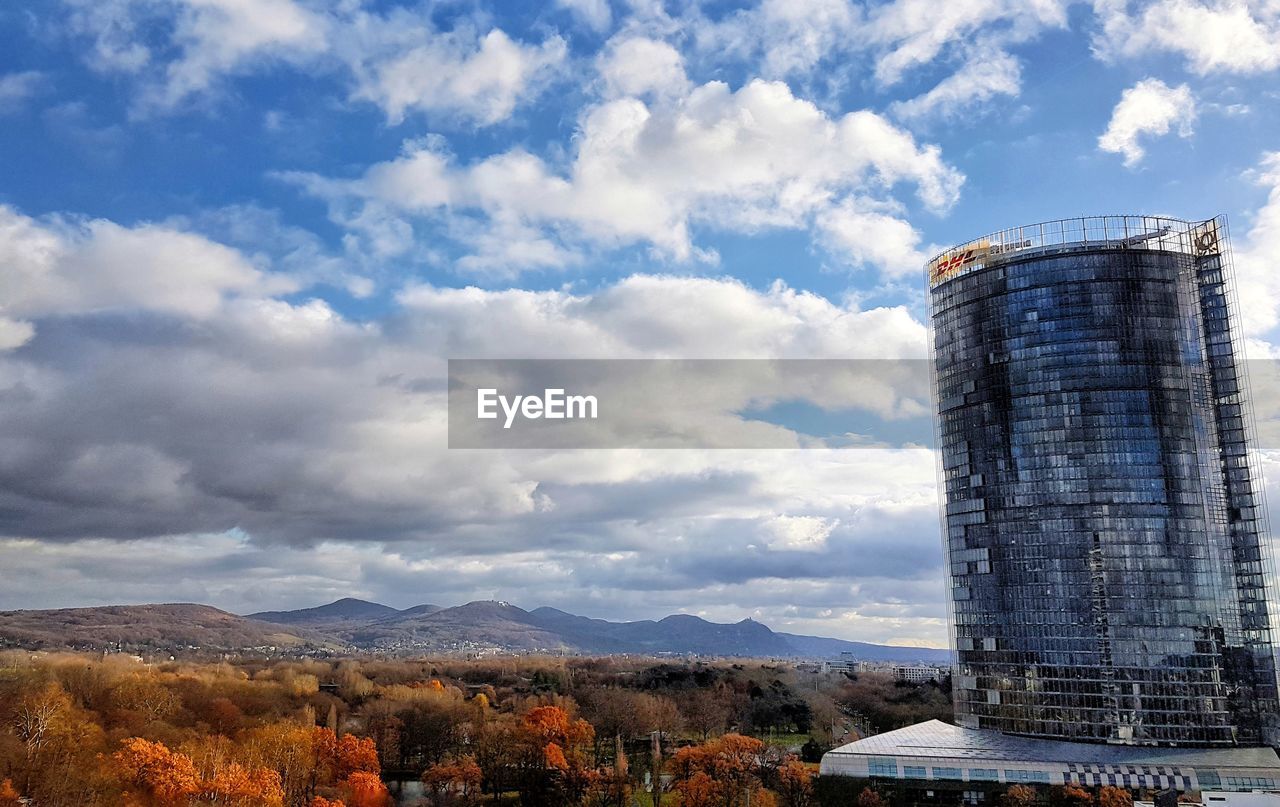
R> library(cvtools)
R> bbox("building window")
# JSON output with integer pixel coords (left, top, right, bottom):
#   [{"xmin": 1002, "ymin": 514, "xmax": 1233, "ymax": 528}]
[
  {"xmin": 1005, "ymin": 770, "xmax": 1050, "ymax": 784},
  {"xmin": 867, "ymin": 757, "xmax": 898, "ymax": 778},
  {"xmin": 1197, "ymin": 770, "xmax": 1222, "ymax": 788},
  {"xmin": 903, "ymin": 766, "xmax": 927, "ymax": 779},
  {"xmin": 969, "ymin": 769, "xmax": 999, "ymax": 782},
  {"xmin": 933, "ymin": 767, "xmax": 963, "ymax": 780}
]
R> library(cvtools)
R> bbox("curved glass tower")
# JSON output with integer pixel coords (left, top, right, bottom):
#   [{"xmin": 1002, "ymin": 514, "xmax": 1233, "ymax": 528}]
[{"xmin": 929, "ymin": 215, "xmax": 1278, "ymax": 746}]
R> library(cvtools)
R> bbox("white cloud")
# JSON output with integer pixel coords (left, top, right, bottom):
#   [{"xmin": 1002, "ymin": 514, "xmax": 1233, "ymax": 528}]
[
  {"xmin": 0, "ymin": 206, "xmax": 296, "ymax": 328},
  {"xmin": 1093, "ymin": 0, "xmax": 1280, "ymax": 75},
  {"xmin": 864, "ymin": 0, "xmax": 1069, "ymax": 86},
  {"xmin": 64, "ymin": 0, "xmax": 329, "ymax": 112},
  {"xmin": 890, "ymin": 51, "xmax": 1022, "ymax": 122},
  {"xmin": 1097, "ymin": 78, "xmax": 1197, "ymax": 166},
  {"xmin": 0, "ymin": 207, "xmax": 951, "ymax": 641},
  {"xmin": 596, "ymin": 36, "xmax": 688, "ymax": 100},
  {"xmin": 695, "ymin": 0, "xmax": 863, "ymax": 78},
  {"xmin": 341, "ymin": 19, "xmax": 567, "ymax": 126},
  {"xmin": 1235, "ymin": 153, "xmax": 1280, "ymax": 337},
  {"xmin": 61, "ymin": 1, "xmax": 564, "ymax": 124},
  {"xmin": 0, "ymin": 71, "xmax": 44, "ymax": 113},
  {"xmin": 286, "ymin": 78, "xmax": 962, "ymax": 275},
  {"xmin": 557, "ymin": 0, "xmax": 614, "ymax": 33},
  {"xmin": 816, "ymin": 197, "xmax": 935, "ymax": 275}
]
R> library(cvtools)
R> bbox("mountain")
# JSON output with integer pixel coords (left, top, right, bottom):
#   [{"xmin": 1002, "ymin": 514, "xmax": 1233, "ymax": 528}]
[
  {"xmin": 247, "ymin": 597, "xmax": 402, "ymax": 625},
  {"xmin": 0, "ymin": 599, "xmax": 951, "ymax": 663},
  {"xmin": 0, "ymin": 603, "xmax": 331, "ymax": 652},
  {"xmin": 777, "ymin": 632, "xmax": 951, "ymax": 664},
  {"xmin": 240, "ymin": 599, "xmax": 949, "ymax": 661}
]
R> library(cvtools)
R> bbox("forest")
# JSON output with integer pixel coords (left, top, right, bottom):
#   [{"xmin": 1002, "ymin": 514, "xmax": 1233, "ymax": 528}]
[{"xmin": 0, "ymin": 651, "xmax": 952, "ymax": 806}]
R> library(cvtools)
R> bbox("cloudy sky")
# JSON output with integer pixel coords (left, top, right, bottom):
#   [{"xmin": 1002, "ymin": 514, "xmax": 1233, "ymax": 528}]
[{"xmin": 3, "ymin": 0, "xmax": 1280, "ymax": 648}]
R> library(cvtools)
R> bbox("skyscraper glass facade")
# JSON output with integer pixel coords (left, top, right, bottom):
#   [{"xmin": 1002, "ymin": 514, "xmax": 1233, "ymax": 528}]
[{"xmin": 929, "ymin": 216, "xmax": 1278, "ymax": 746}]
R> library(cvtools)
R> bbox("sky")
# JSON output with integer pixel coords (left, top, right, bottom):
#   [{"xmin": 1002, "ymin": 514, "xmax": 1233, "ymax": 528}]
[{"xmin": 3, "ymin": 0, "xmax": 1280, "ymax": 648}]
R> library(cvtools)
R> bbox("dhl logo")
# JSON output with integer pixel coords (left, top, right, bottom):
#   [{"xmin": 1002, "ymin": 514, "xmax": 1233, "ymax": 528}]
[{"xmin": 928, "ymin": 240, "xmax": 991, "ymax": 285}]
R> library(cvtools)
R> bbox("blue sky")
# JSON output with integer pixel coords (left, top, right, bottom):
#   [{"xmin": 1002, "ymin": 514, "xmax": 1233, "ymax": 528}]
[{"xmin": 3, "ymin": 0, "xmax": 1280, "ymax": 647}]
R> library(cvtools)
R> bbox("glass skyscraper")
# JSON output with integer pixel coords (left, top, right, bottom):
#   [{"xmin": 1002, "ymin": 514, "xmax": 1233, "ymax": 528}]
[{"xmin": 929, "ymin": 215, "xmax": 1278, "ymax": 747}]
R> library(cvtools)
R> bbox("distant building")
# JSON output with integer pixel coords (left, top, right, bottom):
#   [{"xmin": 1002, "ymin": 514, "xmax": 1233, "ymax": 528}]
[{"xmin": 892, "ymin": 665, "xmax": 942, "ymax": 683}]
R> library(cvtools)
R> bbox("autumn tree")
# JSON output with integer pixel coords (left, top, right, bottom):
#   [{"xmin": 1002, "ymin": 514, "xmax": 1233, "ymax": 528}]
[
  {"xmin": 0, "ymin": 780, "xmax": 21, "ymax": 807},
  {"xmin": 515, "ymin": 705, "xmax": 598, "ymax": 807},
  {"xmin": 422, "ymin": 755, "xmax": 483, "ymax": 806},
  {"xmin": 775, "ymin": 758, "xmax": 814, "ymax": 807},
  {"xmin": 1052, "ymin": 784, "xmax": 1095, "ymax": 806},
  {"xmin": 202, "ymin": 761, "xmax": 286, "ymax": 806},
  {"xmin": 1003, "ymin": 784, "xmax": 1038, "ymax": 806},
  {"xmin": 670, "ymin": 734, "xmax": 768, "ymax": 807},
  {"xmin": 856, "ymin": 786, "xmax": 884, "ymax": 807},
  {"xmin": 339, "ymin": 771, "xmax": 392, "ymax": 807},
  {"xmin": 1099, "ymin": 786, "xmax": 1133, "ymax": 807},
  {"xmin": 112, "ymin": 737, "xmax": 201, "ymax": 806}
]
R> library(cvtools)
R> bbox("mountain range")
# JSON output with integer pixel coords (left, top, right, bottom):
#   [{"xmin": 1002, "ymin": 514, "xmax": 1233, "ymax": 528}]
[{"xmin": 0, "ymin": 598, "xmax": 951, "ymax": 663}]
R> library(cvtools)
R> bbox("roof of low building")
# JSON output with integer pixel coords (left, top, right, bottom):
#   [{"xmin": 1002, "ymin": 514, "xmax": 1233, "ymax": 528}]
[{"xmin": 824, "ymin": 721, "xmax": 1280, "ymax": 769}]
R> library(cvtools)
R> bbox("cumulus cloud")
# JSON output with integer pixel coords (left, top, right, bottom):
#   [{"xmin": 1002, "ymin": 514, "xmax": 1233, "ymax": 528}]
[
  {"xmin": 0, "ymin": 200, "xmax": 949, "ymax": 642},
  {"xmin": 557, "ymin": 0, "xmax": 614, "ymax": 33},
  {"xmin": 1093, "ymin": 0, "xmax": 1280, "ymax": 75},
  {"xmin": 596, "ymin": 36, "xmax": 689, "ymax": 100},
  {"xmin": 889, "ymin": 51, "xmax": 1022, "ymax": 122},
  {"xmin": 864, "ymin": 0, "xmax": 1069, "ymax": 87},
  {"xmin": 1234, "ymin": 152, "xmax": 1280, "ymax": 338},
  {"xmin": 690, "ymin": 0, "xmax": 1064, "ymax": 128},
  {"xmin": 338, "ymin": 14, "xmax": 567, "ymax": 125},
  {"xmin": 60, "ymin": 0, "xmax": 564, "ymax": 123},
  {"xmin": 66, "ymin": 0, "xmax": 328, "ymax": 112},
  {"xmin": 694, "ymin": 0, "xmax": 863, "ymax": 78},
  {"xmin": 1098, "ymin": 78, "xmax": 1197, "ymax": 166},
  {"xmin": 284, "ymin": 77, "xmax": 962, "ymax": 274},
  {"xmin": 0, "ymin": 206, "xmax": 295, "ymax": 327}
]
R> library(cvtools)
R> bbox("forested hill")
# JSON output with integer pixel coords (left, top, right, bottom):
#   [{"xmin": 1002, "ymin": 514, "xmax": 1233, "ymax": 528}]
[{"xmin": 0, "ymin": 599, "xmax": 951, "ymax": 663}]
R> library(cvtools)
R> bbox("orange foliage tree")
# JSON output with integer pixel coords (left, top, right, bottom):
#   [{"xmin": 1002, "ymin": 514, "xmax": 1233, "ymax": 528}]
[
  {"xmin": 111, "ymin": 737, "xmax": 201, "ymax": 806},
  {"xmin": 0, "ymin": 780, "xmax": 21, "ymax": 807},
  {"xmin": 670, "ymin": 734, "xmax": 768, "ymax": 807},
  {"xmin": 202, "ymin": 761, "xmax": 285, "ymax": 806},
  {"xmin": 422, "ymin": 755, "xmax": 483, "ymax": 806},
  {"xmin": 340, "ymin": 771, "xmax": 392, "ymax": 807},
  {"xmin": 515, "ymin": 705, "xmax": 599, "ymax": 807},
  {"xmin": 1099, "ymin": 786, "xmax": 1133, "ymax": 807},
  {"xmin": 1055, "ymin": 784, "xmax": 1095, "ymax": 805},
  {"xmin": 774, "ymin": 758, "xmax": 814, "ymax": 807}
]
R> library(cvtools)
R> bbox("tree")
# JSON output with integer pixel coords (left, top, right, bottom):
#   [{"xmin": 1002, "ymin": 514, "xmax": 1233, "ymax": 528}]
[
  {"xmin": 12, "ymin": 682, "xmax": 72, "ymax": 764},
  {"xmin": 340, "ymin": 771, "xmax": 392, "ymax": 807},
  {"xmin": 335, "ymin": 734, "xmax": 381, "ymax": 781},
  {"xmin": 111, "ymin": 737, "xmax": 201, "ymax": 806},
  {"xmin": 422, "ymin": 755, "xmax": 483, "ymax": 806},
  {"xmin": 856, "ymin": 786, "xmax": 883, "ymax": 807},
  {"xmin": 1003, "ymin": 784, "xmax": 1038, "ymax": 806},
  {"xmin": 514, "ymin": 706, "xmax": 598, "ymax": 807},
  {"xmin": 775, "ymin": 759, "xmax": 814, "ymax": 807},
  {"xmin": 681, "ymin": 690, "xmax": 731, "ymax": 740},
  {"xmin": 0, "ymin": 780, "xmax": 21, "ymax": 807},
  {"xmin": 1053, "ymin": 784, "xmax": 1094, "ymax": 806},
  {"xmin": 1099, "ymin": 786, "xmax": 1133, "ymax": 807},
  {"xmin": 670, "ymin": 734, "xmax": 767, "ymax": 807},
  {"xmin": 203, "ymin": 762, "xmax": 286, "ymax": 806},
  {"xmin": 310, "ymin": 798, "xmax": 345, "ymax": 807}
]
